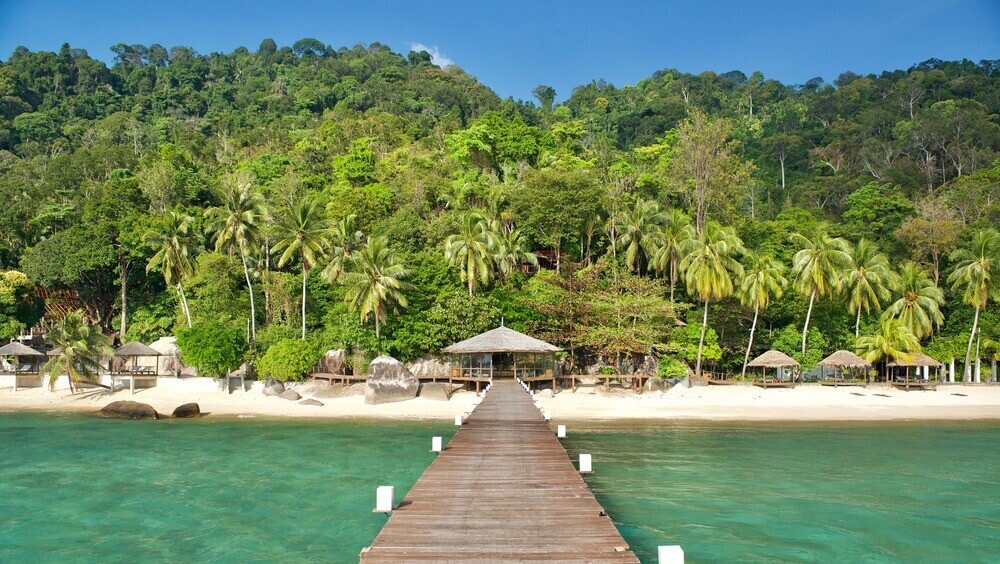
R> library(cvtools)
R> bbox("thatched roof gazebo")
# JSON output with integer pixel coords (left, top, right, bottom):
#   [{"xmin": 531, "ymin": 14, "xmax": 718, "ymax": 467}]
[
  {"xmin": 887, "ymin": 352, "xmax": 943, "ymax": 390},
  {"xmin": 818, "ymin": 350, "xmax": 870, "ymax": 386},
  {"xmin": 747, "ymin": 349, "xmax": 799, "ymax": 388},
  {"xmin": 443, "ymin": 325, "xmax": 561, "ymax": 391},
  {"xmin": 0, "ymin": 342, "xmax": 45, "ymax": 390},
  {"xmin": 113, "ymin": 341, "xmax": 161, "ymax": 375}
]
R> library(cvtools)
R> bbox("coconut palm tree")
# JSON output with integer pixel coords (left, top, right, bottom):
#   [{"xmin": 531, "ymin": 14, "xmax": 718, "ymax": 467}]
[
  {"xmin": 494, "ymin": 227, "xmax": 537, "ymax": 277},
  {"xmin": 205, "ymin": 174, "xmax": 266, "ymax": 339},
  {"xmin": 322, "ymin": 213, "xmax": 363, "ymax": 284},
  {"xmin": 680, "ymin": 221, "xmax": 745, "ymax": 378},
  {"xmin": 790, "ymin": 231, "xmax": 852, "ymax": 354},
  {"xmin": 145, "ymin": 210, "xmax": 196, "ymax": 327},
  {"xmin": 882, "ymin": 262, "xmax": 945, "ymax": 340},
  {"xmin": 344, "ymin": 236, "xmax": 412, "ymax": 346},
  {"xmin": 856, "ymin": 317, "xmax": 922, "ymax": 380},
  {"xmin": 445, "ymin": 212, "xmax": 496, "ymax": 296},
  {"xmin": 616, "ymin": 199, "xmax": 665, "ymax": 273},
  {"xmin": 651, "ymin": 209, "xmax": 695, "ymax": 302},
  {"xmin": 42, "ymin": 310, "xmax": 113, "ymax": 392},
  {"xmin": 272, "ymin": 197, "xmax": 331, "ymax": 339},
  {"xmin": 737, "ymin": 254, "xmax": 787, "ymax": 378},
  {"xmin": 845, "ymin": 239, "xmax": 900, "ymax": 338},
  {"xmin": 947, "ymin": 228, "xmax": 999, "ymax": 381}
]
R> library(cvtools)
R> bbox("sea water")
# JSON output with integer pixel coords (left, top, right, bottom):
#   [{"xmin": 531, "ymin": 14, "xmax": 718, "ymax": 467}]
[{"xmin": 0, "ymin": 414, "xmax": 997, "ymax": 562}]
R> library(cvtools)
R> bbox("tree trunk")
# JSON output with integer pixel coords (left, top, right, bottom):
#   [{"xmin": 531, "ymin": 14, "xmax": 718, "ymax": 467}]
[
  {"xmin": 963, "ymin": 305, "xmax": 980, "ymax": 382},
  {"xmin": 741, "ymin": 308, "xmax": 759, "ymax": 379},
  {"xmin": 695, "ymin": 300, "xmax": 709, "ymax": 378},
  {"xmin": 178, "ymin": 283, "xmax": 192, "ymax": 328},
  {"xmin": 855, "ymin": 308, "xmax": 862, "ymax": 338},
  {"xmin": 669, "ymin": 257, "xmax": 677, "ymax": 303},
  {"xmin": 802, "ymin": 289, "xmax": 816, "ymax": 355},
  {"xmin": 779, "ymin": 155, "xmax": 786, "ymax": 191},
  {"xmin": 119, "ymin": 267, "xmax": 127, "ymax": 340},
  {"xmin": 240, "ymin": 250, "xmax": 256, "ymax": 340},
  {"xmin": 300, "ymin": 263, "xmax": 308, "ymax": 340}
]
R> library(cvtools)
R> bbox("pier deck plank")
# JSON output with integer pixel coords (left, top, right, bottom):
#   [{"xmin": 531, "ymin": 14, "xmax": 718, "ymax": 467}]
[{"xmin": 360, "ymin": 380, "xmax": 638, "ymax": 563}]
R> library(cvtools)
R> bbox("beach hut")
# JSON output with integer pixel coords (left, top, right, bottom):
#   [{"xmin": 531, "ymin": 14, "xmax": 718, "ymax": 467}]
[
  {"xmin": 0, "ymin": 342, "xmax": 45, "ymax": 390},
  {"xmin": 887, "ymin": 353, "xmax": 944, "ymax": 390},
  {"xmin": 747, "ymin": 349, "xmax": 800, "ymax": 388},
  {"xmin": 818, "ymin": 350, "xmax": 870, "ymax": 386},
  {"xmin": 112, "ymin": 341, "xmax": 161, "ymax": 394},
  {"xmin": 443, "ymin": 325, "xmax": 561, "ymax": 391}
]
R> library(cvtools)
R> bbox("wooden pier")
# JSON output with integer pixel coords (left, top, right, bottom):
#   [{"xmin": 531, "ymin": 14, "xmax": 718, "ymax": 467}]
[{"xmin": 360, "ymin": 380, "xmax": 639, "ymax": 562}]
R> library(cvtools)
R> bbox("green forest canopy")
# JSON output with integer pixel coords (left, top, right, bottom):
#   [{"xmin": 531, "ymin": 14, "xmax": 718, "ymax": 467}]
[{"xmin": 0, "ymin": 40, "xmax": 998, "ymax": 377}]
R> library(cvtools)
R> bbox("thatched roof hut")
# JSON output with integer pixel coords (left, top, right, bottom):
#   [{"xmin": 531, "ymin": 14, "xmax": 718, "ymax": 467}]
[
  {"xmin": 115, "ymin": 341, "xmax": 161, "ymax": 357},
  {"xmin": 888, "ymin": 353, "xmax": 943, "ymax": 367},
  {"xmin": 0, "ymin": 342, "xmax": 44, "ymax": 356},
  {"xmin": 747, "ymin": 349, "xmax": 800, "ymax": 368},
  {"xmin": 818, "ymin": 350, "xmax": 870, "ymax": 368},
  {"xmin": 443, "ymin": 326, "xmax": 561, "ymax": 354}
]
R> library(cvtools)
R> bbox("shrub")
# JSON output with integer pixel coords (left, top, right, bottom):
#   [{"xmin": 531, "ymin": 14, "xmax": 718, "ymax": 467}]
[
  {"xmin": 176, "ymin": 321, "xmax": 247, "ymax": 378},
  {"xmin": 256, "ymin": 338, "xmax": 320, "ymax": 382},
  {"xmin": 657, "ymin": 356, "xmax": 689, "ymax": 379}
]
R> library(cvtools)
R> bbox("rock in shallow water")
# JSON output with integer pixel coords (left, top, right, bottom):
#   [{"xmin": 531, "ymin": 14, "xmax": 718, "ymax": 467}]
[
  {"xmin": 98, "ymin": 401, "xmax": 159, "ymax": 420},
  {"xmin": 171, "ymin": 403, "xmax": 201, "ymax": 418},
  {"xmin": 278, "ymin": 389, "xmax": 301, "ymax": 401}
]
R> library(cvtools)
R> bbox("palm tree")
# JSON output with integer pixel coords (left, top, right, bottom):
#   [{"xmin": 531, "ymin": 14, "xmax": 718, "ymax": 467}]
[
  {"xmin": 322, "ymin": 214, "xmax": 363, "ymax": 284},
  {"xmin": 616, "ymin": 199, "xmax": 665, "ymax": 273},
  {"xmin": 790, "ymin": 231, "xmax": 852, "ymax": 354},
  {"xmin": 41, "ymin": 310, "xmax": 113, "ymax": 392},
  {"xmin": 948, "ymin": 228, "xmax": 999, "ymax": 381},
  {"xmin": 146, "ymin": 211, "xmax": 196, "ymax": 327},
  {"xmin": 882, "ymin": 262, "xmax": 944, "ymax": 340},
  {"xmin": 343, "ymin": 236, "xmax": 412, "ymax": 346},
  {"xmin": 272, "ymin": 197, "xmax": 330, "ymax": 339},
  {"xmin": 651, "ymin": 209, "xmax": 695, "ymax": 302},
  {"xmin": 845, "ymin": 239, "xmax": 900, "ymax": 338},
  {"xmin": 856, "ymin": 317, "xmax": 922, "ymax": 380},
  {"xmin": 445, "ymin": 212, "xmax": 496, "ymax": 296},
  {"xmin": 494, "ymin": 227, "xmax": 537, "ymax": 277},
  {"xmin": 205, "ymin": 174, "xmax": 266, "ymax": 339},
  {"xmin": 680, "ymin": 221, "xmax": 745, "ymax": 378},
  {"xmin": 737, "ymin": 254, "xmax": 787, "ymax": 378}
]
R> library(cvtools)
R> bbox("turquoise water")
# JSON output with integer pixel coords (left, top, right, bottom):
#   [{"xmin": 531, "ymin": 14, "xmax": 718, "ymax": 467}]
[{"xmin": 0, "ymin": 414, "xmax": 997, "ymax": 562}]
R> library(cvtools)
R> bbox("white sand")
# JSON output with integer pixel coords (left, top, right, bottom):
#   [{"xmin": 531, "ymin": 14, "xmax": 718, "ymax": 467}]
[{"xmin": 0, "ymin": 379, "xmax": 997, "ymax": 421}]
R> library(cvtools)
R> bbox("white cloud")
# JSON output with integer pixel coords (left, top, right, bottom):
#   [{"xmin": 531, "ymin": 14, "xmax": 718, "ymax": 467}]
[{"xmin": 410, "ymin": 43, "xmax": 454, "ymax": 68}]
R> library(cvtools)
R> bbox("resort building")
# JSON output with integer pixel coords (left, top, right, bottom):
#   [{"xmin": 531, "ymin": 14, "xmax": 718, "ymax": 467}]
[{"xmin": 443, "ymin": 325, "xmax": 560, "ymax": 385}]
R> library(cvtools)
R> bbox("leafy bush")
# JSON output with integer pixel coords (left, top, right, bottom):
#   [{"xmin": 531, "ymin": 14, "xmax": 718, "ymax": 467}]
[
  {"xmin": 771, "ymin": 324, "xmax": 828, "ymax": 370},
  {"xmin": 176, "ymin": 321, "xmax": 247, "ymax": 378},
  {"xmin": 256, "ymin": 338, "xmax": 320, "ymax": 382},
  {"xmin": 667, "ymin": 323, "xmax": 721, "ymax": 364},
  {"xmin": 657, "ymin": 356, "xmax": 689, "ymax": 379}
]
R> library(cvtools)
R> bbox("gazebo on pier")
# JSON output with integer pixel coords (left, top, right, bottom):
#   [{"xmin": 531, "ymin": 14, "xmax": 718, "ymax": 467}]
[{"xmin": 443, "ymin": 326, "xmax": 561, "ymax": 391}]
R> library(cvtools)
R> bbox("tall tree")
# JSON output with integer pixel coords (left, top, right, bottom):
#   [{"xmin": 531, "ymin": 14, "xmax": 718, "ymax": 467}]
[
  {"xmin": 272, "ymin": 197, "xmax": 330, "ymax": 339},
  {"xmin": 444, "ymin": 212, "xmax": 496, "ymax": 295},
  {"xmin": 206, "ymin": 174, "xmax": 265, "ymax": 339},
  {"xmin": 651, "ymin": 209, "xmax": 695, "ymax": 302},
  {"xmin": 494, "ymin": 227, "xmax": 538, "ymax": 278},
  {"xmin": 790, "ymin": 231, "xmax": 852, "ymax": 354},
  {"xmin": 680, "ymin": 222, "xmax": 745, "ymax": 377},
  {"xmin": 322, "ymin": 213, "xmax": 363, "ymax": 284},
  {"xmin": 145, "ymin": 211, "xmax": 196, "ymax": 327},
  {"xmin": 856, "ymin": 318, "xmax": 922, "ymax": 379},
  {"xmin": 41, "ymin": 310, "xmax": 113, "ymax": 392},
  {"xmin": 947, "ymin": 228, "xmax": 999, "ymax": 381},
  {"xmin": 883, "ymin": 262, "xmax": 945, "ymax": 340},
  {"xmin": 737, "ymin": 254, "xmax": 787, "ymax": 377},
  {"xmin": 615, "ymin": 199, "xmax": 664, "ymax": 273},
  {"xmin": 845, "ymin": 239, "xmax": 900, "ymax": 337},
  {"xmin": 343, "ymin": 236, "xmax": 412, "ymax": 345}
]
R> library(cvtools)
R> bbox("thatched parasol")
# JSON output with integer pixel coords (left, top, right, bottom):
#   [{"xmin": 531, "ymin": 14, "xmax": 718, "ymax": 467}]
[
  {"xmin": 887, "ymin": 352, "xmax": 944, "ymax": 367},
  {"xmin": 818, "ymin": 350, "xmax": 869, "ymax": 368},
  {"xmin": 115, "ymin": 341, "xmax": 161, "ymax": 357},
  {"xmin": 0, "ymin": 342, "xmax": 44, "ymax": 356},
  {"xmin": 443, "ymin": 326, "xmax": 561, "ymax": 354},
  {"xmin": 747, "ymin": 349, "xmax": 800, "ymax": 368}
]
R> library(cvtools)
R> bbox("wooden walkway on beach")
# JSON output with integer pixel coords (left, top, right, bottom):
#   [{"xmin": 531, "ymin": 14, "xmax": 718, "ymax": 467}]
[{"xmin": 360, "ymin": 380, "xmax": 639, "ymax": 563}]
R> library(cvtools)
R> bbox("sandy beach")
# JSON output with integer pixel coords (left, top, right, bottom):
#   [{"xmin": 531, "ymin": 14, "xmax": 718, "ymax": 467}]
[{"xmin": 1, "ymin": 378, "xmax": 998, "ymax": 421}]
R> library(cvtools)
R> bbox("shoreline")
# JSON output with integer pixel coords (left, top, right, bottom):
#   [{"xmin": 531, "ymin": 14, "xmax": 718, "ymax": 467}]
[{"xmin": 1, "ymin": 380, "xmax": 998, "ymax": 422}]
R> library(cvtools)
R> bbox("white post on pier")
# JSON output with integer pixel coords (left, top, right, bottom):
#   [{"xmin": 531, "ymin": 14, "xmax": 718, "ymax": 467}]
[
  {"xmin": 658, "ymin": 545, "xmax": 684, "ymax": 563},
  {"xmin": 557, "ymin": 424, "xmax": 567, "ymax": 438},
  {"xmin": 375, "ymin": 485, "xmax": 395, "ymax": 513},
  {"xmin": 454, "ymin": 414, "xmax": 463, "ymax": 426},
  {"xmin": 579, "ymin": 453, "xmax": 592, "ymax": 473},
  {"xmin": 467, "ymin": 402, "xmax": 476, "ymax": 414},
  {"xmin": 544, "ymin": 410, "xmax": 552, "ymax": 421},
  {"xmin": 431, "ymin": 436, "xmax": 443, "ymax": 452}
]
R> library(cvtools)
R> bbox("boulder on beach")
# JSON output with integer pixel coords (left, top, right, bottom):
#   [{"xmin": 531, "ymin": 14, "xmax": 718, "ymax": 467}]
[
  {"xmin": 418, "ymin": 382, "xmax": 451, "ymax": 401},
  {"xmin": 407, "ymin": 356, "xmax": 450, "ymax": 379},
  {"xmin": 172, "ymin": 403, "xmax": 201, "ymax": 418},
  {"xmin": 643, "ymin": 377, "xmax": 665, "ymax": 393},
  {"xmin": 365, "ymin": 355, "xmax": 419, "ymax": 405},
  {"xmin": 263, "ymin": 379, "xmax": 286, "ymax": 396},
  {"xmin": 98, "ymin": 401, "xmax": 159, "ymax": 420},
  {"xmin": 278, "ymin": 389, "xmax": 301, "ymax": 401},
  {"xmin": 316, "ymin": 349, "xmax": 347, "ymax": 374},
  {"xmin": 299, "ymin": 398, "xmax": 324, "ymax": 406}
]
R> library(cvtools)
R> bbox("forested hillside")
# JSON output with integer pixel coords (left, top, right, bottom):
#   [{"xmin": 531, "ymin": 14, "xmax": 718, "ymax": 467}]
[{"xmin": 0, "ymin": 39, "xmax": 997, "ymax": 380}]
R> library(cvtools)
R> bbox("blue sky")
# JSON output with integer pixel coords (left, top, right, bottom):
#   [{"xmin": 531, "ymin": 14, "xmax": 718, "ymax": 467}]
[{"xmin": 1, "ymin": 0, "xmax": 997, "ymax": 100}]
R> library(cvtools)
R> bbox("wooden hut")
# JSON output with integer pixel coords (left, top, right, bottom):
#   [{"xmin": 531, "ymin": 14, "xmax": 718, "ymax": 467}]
[
  {"xmin": 112, "ymin": 341, "xmax": 161, "ymax": 394},
  {"xmin": 443, "ymin": 326, "xmax": 561, "ymax": 391},
  {"xmin": 747, "ymin": 349, "xmax": 800, "ymax": 388},
  {"xmin": 887, "ymin": 353, "xmax": 944, "ymax": 390},
  {"xmin": 818, "ymin": 350, "xmax": 870, "ymax": 386},
  {"xmin": 0, "ymin": 342, "xmax": 45, "ymax": 390}
]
